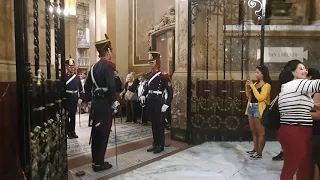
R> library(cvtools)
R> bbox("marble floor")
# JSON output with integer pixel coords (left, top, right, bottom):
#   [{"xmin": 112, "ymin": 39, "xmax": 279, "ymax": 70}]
[
  {"xmin": 68, "ymin": 113, "xmax": 154, "ymax": 158},
  {"xmin": 111, "ymin": 141, "xmax": 284, "ymax": 180}
]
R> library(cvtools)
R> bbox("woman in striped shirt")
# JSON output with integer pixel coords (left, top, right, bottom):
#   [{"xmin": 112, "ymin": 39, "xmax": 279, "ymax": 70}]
[{"xmin": 278, "ymin": 60, "xmax": 319, "ymax": 180}]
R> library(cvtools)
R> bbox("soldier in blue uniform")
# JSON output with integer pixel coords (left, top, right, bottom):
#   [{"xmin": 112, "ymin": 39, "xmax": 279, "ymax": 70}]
[
  {"xmin": 83, "ymin": 34, "xmax": 118, "ymax": 172},
  {"xmin": 140, "ymin": 48, "xmax": 173, "ymax": 154},
  {"xmin": 65, "ymin": 58, "xmax": 83, "ymax": 139}
]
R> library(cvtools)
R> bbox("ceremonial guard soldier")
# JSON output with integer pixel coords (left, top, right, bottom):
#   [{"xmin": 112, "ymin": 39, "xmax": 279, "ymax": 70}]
[
  {"xmin": 65, "ymin": 58, "xmax": 83, "ymax": 139},
  {"xmin": 140, "ymin": 49, "xmax": 173, "ymax": 154},
  {"xmin": 83, "ymin": 34, "xmax": 119, "ymax": 172}
]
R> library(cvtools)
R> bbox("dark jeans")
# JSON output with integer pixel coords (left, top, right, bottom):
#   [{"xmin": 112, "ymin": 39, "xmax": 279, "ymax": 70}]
[
  {"xmin": 126, "ymin": 100, "xmax": 138, "ymax": 123},
  {"xmin": 313, "ymin": 135, "xmax": 320, "ymax": 175}
]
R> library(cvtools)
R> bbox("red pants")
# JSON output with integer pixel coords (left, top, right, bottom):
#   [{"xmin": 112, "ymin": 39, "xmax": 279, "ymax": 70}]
[{"xmin": 278, "ymin": 125, "xmax": 313, "ymax": 180}]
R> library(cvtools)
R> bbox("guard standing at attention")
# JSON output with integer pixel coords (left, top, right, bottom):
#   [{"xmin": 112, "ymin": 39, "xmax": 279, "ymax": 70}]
[
  {"xmin": 83, "ymin": 34, "xmax": 119, "ymax": 172},
  {"xmin": 140, "ymin": 48, "xmax": 173, "ymax": 154},
  {"xmin": 65, "ymin": 58, "xmax": 83, "ymax": 139}
]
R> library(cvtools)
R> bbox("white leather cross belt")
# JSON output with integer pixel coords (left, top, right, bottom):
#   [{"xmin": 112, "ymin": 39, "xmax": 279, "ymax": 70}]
[
  {"xmin": 148, "ymin": 90, "xmax": 162, "ymax": 95},
  {"xmin": 66, "ymin": 90, "xmax": 78, "ymax": 94}
]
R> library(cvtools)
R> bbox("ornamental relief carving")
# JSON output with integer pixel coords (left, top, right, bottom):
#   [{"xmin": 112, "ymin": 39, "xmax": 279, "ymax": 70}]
[{"xmin": 147, "ymin": 5, "xmax": 175, "ymax": 47}]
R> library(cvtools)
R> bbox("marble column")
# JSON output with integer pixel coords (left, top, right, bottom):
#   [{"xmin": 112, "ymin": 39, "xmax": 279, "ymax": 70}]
[
  {"xmin": 312, "ymin": 0, "xmax": 320, "ymax": 25},
  {"xmin": 96, "ymin": 0, "xmax": 107, "ymax": 42},
  {"xmin": 64, "ymin": 15, "xmax": 77, "ymax": 61},
  {"xmin": 107, "ymin": 0, "xmax": 116, "ymax": 63},
  {"xmin": 89, "ymin": 0, "xmax": 97, "ymax": 63},
  {"xmin": 244, "ymin": 1, "xmax": 254, "ymax": 25},
  {"xmin": 0, "ymin": 0, "xmax": 15, "ymax": 81},
  {"xmin": 116, "ymin": 0, "xmax": 129, "ymax": 78},
  {"xmin": 171, "ymin": 0, "xmax": 188, "ymax": 141}
]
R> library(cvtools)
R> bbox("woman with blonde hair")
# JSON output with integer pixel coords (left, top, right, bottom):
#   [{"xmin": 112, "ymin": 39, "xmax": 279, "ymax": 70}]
[
  {"xmin": 120, "ymin": 73, "xmax": 139, "ymax": 123},
  {"xmin": 245, "ymin": 65, "xmax": 272, "ymax": 160}
]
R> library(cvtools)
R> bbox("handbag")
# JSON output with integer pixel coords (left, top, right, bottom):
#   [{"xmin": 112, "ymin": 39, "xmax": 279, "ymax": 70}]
[
  {"xmin": 261, "ymin": 95, "xmax": 280, "ymax": 130},
  {"xmin": 124, "ymin": 90, "xmax": 138, "ymax": 101}
]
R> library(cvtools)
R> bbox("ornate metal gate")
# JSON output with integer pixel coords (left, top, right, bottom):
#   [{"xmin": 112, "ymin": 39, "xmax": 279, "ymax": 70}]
[
  {"xmin": 15, "ymin": 0, "xmax": 68, "ymax": 179},
  {"xmin": 186, "ymin": 0, "xmax": 265, "ymax": 144}
]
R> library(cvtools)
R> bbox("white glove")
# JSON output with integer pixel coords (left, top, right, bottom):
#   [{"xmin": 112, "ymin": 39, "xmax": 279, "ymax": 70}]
[
  {"xmin": 140, "ymin": 96, "xmax": 146, "ymax": 104},
  {"xmin": 112, "ymin": 101, "xmax": 120, "ymax": 114},
  {"xmin": 112, "ymin": 101, "xmax": 120, "ymax": 109},
  {"xmin": 161, "ymin": 104, "xmax": 169, "ymax": 112},
  {"xmin": 78, "ymin": 99, "xmax": 83, "ymax": 104}
]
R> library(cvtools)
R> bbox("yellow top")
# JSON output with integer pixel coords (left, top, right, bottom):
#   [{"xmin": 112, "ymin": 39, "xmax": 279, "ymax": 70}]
[{"xmin": 245, "ymin": 82, "xmax": 271, "ymax": 117}]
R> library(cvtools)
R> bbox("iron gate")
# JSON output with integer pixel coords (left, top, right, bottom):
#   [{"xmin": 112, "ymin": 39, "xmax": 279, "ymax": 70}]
[
  {"xmin": 15, "ymin": 0, "xmax": 68, "ymax": 179},
  {"xmin": 186, "ymin": 0, "xmax": 266, "ymax": 144}
]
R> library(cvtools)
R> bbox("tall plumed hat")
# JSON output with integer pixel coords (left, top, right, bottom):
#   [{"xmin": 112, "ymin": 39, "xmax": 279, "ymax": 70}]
[
  {"xmin": 148, "ymin": 47, "xmax": 161, "ymax": 61},
  {"xmin": 95, "ymin": 34, "xmax": 112, "ymax": 55},
  {"xmin": 66, "ymin": 55, "xmax": 75, "ymax": 66}
]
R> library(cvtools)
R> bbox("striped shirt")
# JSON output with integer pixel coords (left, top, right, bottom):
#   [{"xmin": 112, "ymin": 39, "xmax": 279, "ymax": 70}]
[{"xmin": 279, "ymin": 79, "xmax": 320, "ymax": 126}]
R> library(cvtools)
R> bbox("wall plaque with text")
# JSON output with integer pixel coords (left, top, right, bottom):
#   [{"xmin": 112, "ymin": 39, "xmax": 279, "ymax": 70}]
[{"xmin": 257, "ymin": 47, "xmax": 308, "ymax": 63}]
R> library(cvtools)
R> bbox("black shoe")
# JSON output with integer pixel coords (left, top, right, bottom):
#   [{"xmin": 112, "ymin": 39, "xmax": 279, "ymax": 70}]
[
  {"xmin": 147, "ymin": 146, "xmax": 156, "ymax": 152},
  {"xmin": 272, "ymin": 151, "xmax": 284, "ymax": 161},
  {"xmin": 153, "ymin": 146, "xmax": 164, "ymax": 154},
  {"xmin": 246, "ymin": 150, "xmax": 256, "ymax": 155},
  {"xmin": 72, "ymin": 132, "xmax": 79, "ymax": 138},
  {"xmin": 92, "ymin": 162, "xmax": 112, "ymax": 172},
  {"xmin": 67, "ymin": 133, "xmax": 74, "ymax": 139},
  {"xmin": 249, "ymin": 153, "xmax": 262, "ymax": 160}
]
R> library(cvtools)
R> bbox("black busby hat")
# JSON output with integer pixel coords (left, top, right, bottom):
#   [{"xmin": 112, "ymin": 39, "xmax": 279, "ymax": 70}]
[
  {"xmin": 95, "ymin": 34, "xmax": 112, "ymax": 55},
  {"xmin": 148, "ymin": 47, "xmax": 161, "ymax": 61},
  {"xmin": 66, "ymin": 56, "xmax": 75, "ymax": 66}
]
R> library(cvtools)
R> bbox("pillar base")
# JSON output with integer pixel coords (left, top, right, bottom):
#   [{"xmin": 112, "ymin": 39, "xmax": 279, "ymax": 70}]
[
  {"xmin": 270, "ymin": 16, "xmax": 295, "ymax": 25},
  {"xmin": 244, "ymin": 20, "xmax": 254, "ymax": 25},
  {"xmin": 312, "ymin": 20, "xmax": 320, "ymax": 25}
]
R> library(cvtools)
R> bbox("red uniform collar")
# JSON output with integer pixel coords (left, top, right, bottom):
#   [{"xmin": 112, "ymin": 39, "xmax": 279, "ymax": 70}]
[
  {"xmin": 67, "ymin": 72, "xmax": 75, "ymax": 76},
  {"xmin": 152, "ymin": 68, "xmax": 160, "ymax": 74},
  {"xmin": 100, "ymin": 57, "xmax": 116, "ymax": 70}
]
